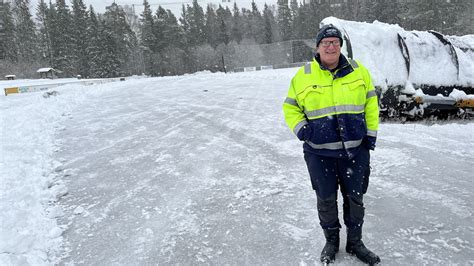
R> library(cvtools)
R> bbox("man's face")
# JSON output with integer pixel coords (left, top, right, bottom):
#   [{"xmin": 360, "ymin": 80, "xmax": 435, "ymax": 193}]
[{"xmin": 317, "ymin": 37, "xmax": 341, "ymax": 68}]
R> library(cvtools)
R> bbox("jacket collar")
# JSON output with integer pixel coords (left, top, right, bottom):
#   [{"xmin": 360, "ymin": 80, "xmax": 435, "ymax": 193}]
[{"xmin": 314, "ymin": 53, "xmax": 354, "ymax": 79}]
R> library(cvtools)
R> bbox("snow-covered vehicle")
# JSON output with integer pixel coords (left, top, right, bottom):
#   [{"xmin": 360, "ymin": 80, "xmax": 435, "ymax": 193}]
[{"xmin": 321, "ymin": 17, "xmax": 474, "ymax": 119}]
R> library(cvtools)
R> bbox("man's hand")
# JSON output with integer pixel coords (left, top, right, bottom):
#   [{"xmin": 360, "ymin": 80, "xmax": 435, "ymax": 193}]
[
  {"xmin": 364, "ymin": 136, "xmax": 376, "ymax": 150},
  {"xmin": 297, "ymin": 125, "xmax": 313, "ymax": 141}
]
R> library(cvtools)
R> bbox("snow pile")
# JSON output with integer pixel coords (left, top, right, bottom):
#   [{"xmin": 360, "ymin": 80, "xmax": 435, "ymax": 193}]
[
  {"xmin": 0, "ymin": 86, "xmax": 88, "ymax": 265},
  {"xmin": 321, "ymin": 17, "xmax": 474, "ymax": 88}
]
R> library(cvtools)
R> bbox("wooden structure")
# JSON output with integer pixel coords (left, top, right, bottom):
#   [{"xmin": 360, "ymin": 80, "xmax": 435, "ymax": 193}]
[{"xmin": 37, "ymin": 68, "xmax": 62, "ymax": 79}]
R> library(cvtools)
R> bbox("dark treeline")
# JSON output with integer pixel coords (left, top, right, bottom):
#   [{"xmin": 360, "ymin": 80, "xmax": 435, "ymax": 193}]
[{"xmin": 0, "ymin": 0, "xmax": 472, "ymax": 78}]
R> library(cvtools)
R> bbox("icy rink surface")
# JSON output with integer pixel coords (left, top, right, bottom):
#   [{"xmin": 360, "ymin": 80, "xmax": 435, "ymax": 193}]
[{"xmin": 1, "ymin": 68, "xmax": 473, "ymax": 265}]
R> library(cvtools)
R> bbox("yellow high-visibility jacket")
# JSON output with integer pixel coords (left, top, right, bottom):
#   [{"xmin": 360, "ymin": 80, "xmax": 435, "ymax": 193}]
[{"xmin": 283, "ymin": 55, "xmax": 379, "ymax": 158}]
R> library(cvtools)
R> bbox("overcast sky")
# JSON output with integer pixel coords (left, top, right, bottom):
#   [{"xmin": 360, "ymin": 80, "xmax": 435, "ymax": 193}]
[{"xmin": 29, "ymin": 0, "xmax": 278, "ymax": 17}]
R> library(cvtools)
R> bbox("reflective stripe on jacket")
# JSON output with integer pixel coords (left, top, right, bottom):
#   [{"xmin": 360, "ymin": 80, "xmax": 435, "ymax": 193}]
[{"xmin": 283, "ymin": 55, "xmax": 379, "ymax": 158}]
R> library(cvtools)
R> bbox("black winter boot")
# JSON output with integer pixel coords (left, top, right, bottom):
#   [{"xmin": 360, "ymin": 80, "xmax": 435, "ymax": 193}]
[
  {"xmin": 320, "ymin": 228, "xmax": 340, "ymax": 264},
  {"xmin": 346, "ymin": 227, "xmax": 380, "ymax": 265}
]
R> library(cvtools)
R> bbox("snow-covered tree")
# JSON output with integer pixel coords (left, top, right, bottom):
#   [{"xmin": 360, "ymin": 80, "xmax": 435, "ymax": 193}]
[
  {"xmin": 86, "ymin": 6, "xmax": 101, "ymax": 78},
  {"xmin": 103, "ymin": 2, "xmax": 138, "ymax": 76},
  {"xmin": 12, "ymin": 0, "xmax": 37, "ymax": 61},
  {"xmin": 0, "ymin": 1, "xmax": 17, "ymax": 61},
  {"xmin": 154, "ymin": 6, "xmax": 170, "ymax": 52},
  {"xmin": 230, "ymin": 3, "xmax": 243, "ymax": 44},
  {"xmin": 215, "ymin": 5, "xmax": 230, "ymax": 46},
  {"xmin": 262, "ymin": 4, "xmax": 277, "ymax": 44},
  {"xmin": 36, "ymin": 0, "xmax": 52, "ymax": 64},
  {"xmin": 95, "ymin": 18, "xmax": 120, "ymax": 77},
  {"xmin": 277, "ymin": 0, "xmax": 292, "ymax": 41},
  {"xmin": 187, "ymin": 0, "xmax": 206, "ymax": 46},
  {"xmin": 52, "ymin": 0, "xmax": 75, "ymax": 76},
  {"xmin": 204, "ymin": 5, "xmax": 218, "ymax": 48},
  {"xmin": 71, "ymin": 0, "xmax": 89, "ymax": 77},
  {"xmin": 250, "ymin": 1, "xmax": 264, "ymax": 43},
  {"xmin": 139, "ymin": 0, "xmax": 156, "ymax": 75}
]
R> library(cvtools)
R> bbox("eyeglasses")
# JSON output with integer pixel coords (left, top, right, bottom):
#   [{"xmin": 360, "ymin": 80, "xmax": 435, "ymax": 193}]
[{"xmin": 320, "ymin": 40, "xmax": 341, "ymax": 47}]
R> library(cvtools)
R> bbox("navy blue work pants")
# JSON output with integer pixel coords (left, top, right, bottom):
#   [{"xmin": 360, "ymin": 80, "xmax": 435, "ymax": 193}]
[{"xmin": 304, "ymin": 146, "xmax": 370, "ymax": 230}]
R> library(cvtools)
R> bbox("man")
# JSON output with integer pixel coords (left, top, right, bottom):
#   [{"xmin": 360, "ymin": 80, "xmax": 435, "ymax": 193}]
[{"xmin": 282, "ymin": 24, "xmax": 380, "ymax": 265}]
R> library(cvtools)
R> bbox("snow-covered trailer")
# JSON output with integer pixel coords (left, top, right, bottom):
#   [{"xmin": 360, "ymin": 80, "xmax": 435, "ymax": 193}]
[{"xmin": 321, "ymin": 17, "xmax": 474, "ymax": 119}]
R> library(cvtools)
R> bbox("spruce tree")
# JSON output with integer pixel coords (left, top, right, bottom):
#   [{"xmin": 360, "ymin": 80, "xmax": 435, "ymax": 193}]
[
  {"xmin": 86, "ymin": 6, "xmax": 101, "ymax": 77},
  {"xmin": 161, "ymin": 9, "xmax": 184, "ymax": 75},
  {"xmin": 139, "ymin": 0, "xmax": 156, "ymax": 75},
  {"xmin": 164, "ymin": 9, "xmax": 182, "ymax": 49},
  {"xmin": 155, "ymin": 6, "xmax": 169, "ymax": 52},
  {"xmin": 96, "ymin": 18, "xmax": 120, "ymax": 78},
  {"xmin": 289, "ymin": 0, "xmax": 303, "ymax": 40},
  {"xmin": 250, "ymin": 1, "xmax": 264, "ymax": 43},
  {"xmin": 53, "ymin": 0, "xmax": 75, "ymax": 76},
  {"xmin": 36, "ymin": 0, "xmax": 52, "ymax": 64},
  {"xmin": 188, "ymin": 0, "xmax": 205, "ymax": 46},
  {"xmin": 262, "ymin": 4, "xmax": 277, "ymax": 44},
  {"xmin": 277, "ymin": 0, "xmax": 291, "ymax": 41},
  {"xmin": 216, "ymin": 5, "xmax": 230, "ymax": 46},
  {"xmin": 204, "ymin": 5, "xmax": 218, "ymax": 48},
  {"xmin": 71, "ymin": 0, "xmax": 89, "ymax": 77},
  {"xmin": 230, "ymin": 3, "xmax": 243, "ymax": 44},
  {"xmin": 103, "ymin": 2, "xmax": 138, "ymax": 76},
  {"xmin": 12, "ymin": 0, "xmax": 37, "ymax": 61},
  {"xmin": 0, "ymin": 1, "xmax": 17, "ymax": 61},
  {"xmin": 179, "ymin": 4, "xmax": 191, "ymax": 46}
]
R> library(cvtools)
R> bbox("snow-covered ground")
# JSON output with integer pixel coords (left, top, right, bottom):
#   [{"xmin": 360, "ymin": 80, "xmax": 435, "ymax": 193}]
[{"xmin": 1, "ymin": 68, "xmax": 473, "ymax": 265}]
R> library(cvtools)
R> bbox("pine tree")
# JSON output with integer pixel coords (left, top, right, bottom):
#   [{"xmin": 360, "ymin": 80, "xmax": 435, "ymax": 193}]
[
  {"xmin": 86, "ymin": 6, "xmax": 101, "ymax": 77},
  {"xmin": 300, "ymin": 1, "xmax": 319, "ymax": 39},
  {"xmin": 188, "ymin": 0, "xmax": 206, "ymax": 46},
  {"xmin": 216, "ymin": 5, "xmax": 230, "ymax": 46},
  {"xmin": 139, "ymin": 0, "xmax": 156, "ymax": 75},
  {"xmin": 96, "ymin": 18, "xmax": 120, "ymax": 78},
  {"xmin": 164, "ymin": 9, "xmax": 182, "ymax": 49},
  {"xmin": 160, "ymin": 9, "xmax": 184, "ymax": 75},
  {"xmin": 36, "ymin": 0, "xmax": 52, "ymax": 64},
  {"xmin": 103, "ymin": 2, "xmax": 138, "ymax": 76},
  {"xmin": 0, "ymin": 1, "xmax": 17, "ymax": 61},
  {"xmin": 204, "ymin": 5, "xmax": 218, "ymax": 48},
  {"xmin": 71, "ymin": 0, "xmax": 89, "ymax": 77},
  {"xmin": 230, "ymin": 3, "xmax": 243, "ymax": 43},
  {"xmin": 262, "ymin": 4, "xmax": 277, "ymax": 44},
  {"xmin": 12, "ymin": 0, "xmax": 37, "ymax": 61},
  {"xmin": 250, "ymin": 1, "xmax": 264, "ymax": 43},
  {"xmin": 179, "ymin": 4, "xmax": 191, "ymax": 46},
  {"xmin": 277, "ymin": 0, "xmax": 291, "ymax": 41},
  {"xmin": 289, "ymin": 0, "xmax": 303, "ymax": 40},
  {"xmin": 155, "ymin": 6, "xmax": 170, "ymax": 52},
  {"xmin": 53, "ymin": 0, "xmax": 75, "ymax": 76}
]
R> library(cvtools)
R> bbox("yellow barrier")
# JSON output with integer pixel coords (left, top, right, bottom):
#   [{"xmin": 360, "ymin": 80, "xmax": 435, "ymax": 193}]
[
  {"xmin": 4, "ymin": 87, "xmax": 19, "ymax": 96},
  {"xmin": 456, "ymin": 98, "xmax": 474, "ymax": 108},
  {"xmin": 3, "ymin": 77, "xmax": 129, "ymax": 96}
]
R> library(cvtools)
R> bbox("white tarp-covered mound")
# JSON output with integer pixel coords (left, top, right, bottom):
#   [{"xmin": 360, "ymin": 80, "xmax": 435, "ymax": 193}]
[{"xmin": 321, "ymin": 17, "xmax": 474, "ymax": 90}]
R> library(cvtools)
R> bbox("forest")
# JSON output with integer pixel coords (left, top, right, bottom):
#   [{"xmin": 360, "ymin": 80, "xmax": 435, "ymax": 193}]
[{"xmin": 0, "ymin": 0, "xmax": 472, "ymax": 78}]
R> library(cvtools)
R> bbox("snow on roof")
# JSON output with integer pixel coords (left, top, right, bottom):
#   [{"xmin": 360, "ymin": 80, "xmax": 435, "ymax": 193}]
[
  {"xmin": 37, "ymin": 68, "xmax": 62, "ymax": 73},
  {"xmin": 321, "ymin": 17, "xmax": 474, "ymax": 88},
  {"xmin": 5, "ymin": 75, "xmax": 16, "ymax": 78}
]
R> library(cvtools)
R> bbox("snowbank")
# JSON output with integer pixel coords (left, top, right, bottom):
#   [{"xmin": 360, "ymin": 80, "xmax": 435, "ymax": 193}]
[{"xmin": 0, "ymin": 86, "xmax": 87, "ymax": 265}]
